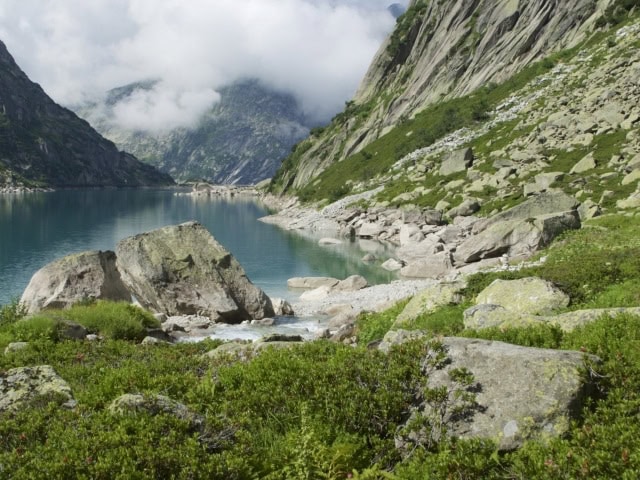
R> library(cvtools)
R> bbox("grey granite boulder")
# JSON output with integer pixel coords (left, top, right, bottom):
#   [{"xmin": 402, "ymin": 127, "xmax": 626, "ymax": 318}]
[
  {"xmin": 476, "ymin": 277, "xmax": 570, "ymax": 315},
  {"xmin": 394, "ymin": 282, "xmax": 465, "ymax": 326},
  {"xmin": 392, "ymin": 336, "xmax": 600, "ymax": 451},
  {"xmin": 0, "ymin": 365, "xmax": 76, "ymax": 413},
  {"xmin": 20, "ymin": 250, "xmax": 131, "ymax": 313},
  {"xmin": 439, "ymin": 148, "xmax": 474, "ymax": 176},
  {"xmin": 454, "ymin": 210, "xmax": 580, "ymax": 264},
  {"xmin": 472, "ymin": 191, "xmax": 579, "ymax": 234},
  {"xmin": 116, "ymin": 222, "xmax": 273, "ymax": 323}
]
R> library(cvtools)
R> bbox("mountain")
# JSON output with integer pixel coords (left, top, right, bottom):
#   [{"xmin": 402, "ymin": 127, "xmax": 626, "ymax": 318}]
[
  {"xmin": 0, "ymin": 40, "xmax": 173, "ymax": 189},
  {"xmin": 272, "ymin": 0, "xmax": 609, "ymax": 193},
  {"xmin": 78, "ymin": 79, "xmax": 312, "ymax": 185}
]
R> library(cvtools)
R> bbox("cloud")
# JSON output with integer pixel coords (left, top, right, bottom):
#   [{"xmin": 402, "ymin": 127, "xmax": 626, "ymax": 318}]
[{"xmin": 0, "ymin": 0, "xmax": 407, "ymax": 132}]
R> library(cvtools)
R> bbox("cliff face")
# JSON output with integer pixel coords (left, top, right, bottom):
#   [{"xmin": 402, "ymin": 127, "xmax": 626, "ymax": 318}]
[
  {"xmin": 0, "ymin": 40, "xmax": 174, "ymax": 188},
  {"xmin": 278, "ymin": 0, "xmax": 610, "ymax": 191},
  {"xmin": 78, "ymin": 79, "xmax": 311, "ymax": 185}
]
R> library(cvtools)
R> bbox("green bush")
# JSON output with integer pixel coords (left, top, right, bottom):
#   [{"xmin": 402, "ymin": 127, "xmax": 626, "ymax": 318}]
[
  {"xmin": 64, "ymin": 301, "xmax": 160, "ymax": 341},
  {"xmin": 0, "ymin": 298, "xmax": 28, "ymax": 327}
]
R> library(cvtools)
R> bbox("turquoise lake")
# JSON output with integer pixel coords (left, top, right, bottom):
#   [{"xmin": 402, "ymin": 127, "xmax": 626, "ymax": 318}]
[{"xmin": 0, "ymin": 189, "xmax": 395, "ymax": 307}]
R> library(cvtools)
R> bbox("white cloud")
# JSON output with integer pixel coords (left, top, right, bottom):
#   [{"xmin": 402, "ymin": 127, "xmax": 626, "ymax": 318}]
[{"xmin": 0, "ymin": 0, "xmax": 407, "ymax": 131}]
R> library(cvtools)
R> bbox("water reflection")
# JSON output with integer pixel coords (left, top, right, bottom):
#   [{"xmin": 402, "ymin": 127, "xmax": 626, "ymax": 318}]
[{"xmin": 0, "ymin": 189, "xmax": 396, "ymax": 305}]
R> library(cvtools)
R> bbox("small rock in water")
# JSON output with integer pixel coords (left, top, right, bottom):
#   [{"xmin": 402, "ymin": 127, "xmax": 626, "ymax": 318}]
[
  {"xmin": 251, "ymin": 318, "xmax": 276, "ymax": 326},
  {"xmin": 319, "ymin": 237, "xmax": 343, "ymax": 246}
]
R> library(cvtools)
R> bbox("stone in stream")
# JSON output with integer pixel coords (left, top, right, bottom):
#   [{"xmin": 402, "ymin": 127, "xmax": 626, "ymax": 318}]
[{"xmin": 116, "ymin": 222, "xmax": 273, "ymax": 323}]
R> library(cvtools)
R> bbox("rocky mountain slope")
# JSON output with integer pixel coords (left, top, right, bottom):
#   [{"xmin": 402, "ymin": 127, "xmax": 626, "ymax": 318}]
[
  {"xmin": 77, "ymin": 79, "xmax": 312, "ymax": 185},
  {"xmin": 273, "ymin": 0, "xmax": 612, "ymax": 191},
  {"xmin": 0, "ymin": 41, "xmax": 173, "ymax": 189}
]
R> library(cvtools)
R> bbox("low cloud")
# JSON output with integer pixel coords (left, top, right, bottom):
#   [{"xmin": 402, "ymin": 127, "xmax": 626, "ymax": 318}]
[{"xmin": 0, "ymin": 0, "xmax": 407, "ymax": 132}]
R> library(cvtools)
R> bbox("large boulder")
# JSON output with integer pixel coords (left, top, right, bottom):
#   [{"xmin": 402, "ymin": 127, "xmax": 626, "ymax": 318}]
[
  {"xmin": 439, "ymin": 148, "xmax": 474, "ymax": 176},
  {"xmin": 454, "ymin": 211, "xmax": 580, "ymax": 264},
  {"xmin": 475, "ymin": 277, "xmax": 570, "ymax": 315},
  {"xmin": 0, "ymin": 365, "xmax": 76, "ymax": 413},
  {"xmin": 393, "ymin": 336, "xmax": 600, "ymax": 451},
  {"xmin": 20, "ymin": 250, "xmax": 131, "ymax": 313},
  {"xmin": 400, "ymin": 251, "xmax": 454, "ymax": 279},
  {"xmin": 472, "ymin": 191, "xmax": 579, "ymax": 234},
  {"xmin": 116, "ymin": 222, "xmax": 273, "ymax": 323}
]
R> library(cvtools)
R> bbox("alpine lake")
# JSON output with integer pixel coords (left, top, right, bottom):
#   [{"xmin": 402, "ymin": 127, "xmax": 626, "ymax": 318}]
[{"xmin": 0, "ymin": 188, "xmax": 396, "ymax": 339}]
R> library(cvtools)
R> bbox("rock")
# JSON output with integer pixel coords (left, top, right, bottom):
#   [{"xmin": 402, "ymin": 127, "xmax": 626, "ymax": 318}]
[
  {"xmin": 362, "ymin": 253, "xmax": 377, "ymax": 263},
  {"xmin": 287, "ymin": 277, "xmax": 340, "ymax": 290},
  {"xmin": 51, "ymin": 321, "xmax": 87, "ymax": 341},
  {"xmin": 570, "ymin": 152, "xmax": 597, "ymax": 174},
  {"xmin": 472, "ymin": 191, "xmax": 579, "ymax": 234},
  {"xmin": 394, "ymin": 282, "xmax": 465, "ymax": 325},
  {"xmin": 251, "ymin": 318, "xmax": 276, "ymax": 326},
  {"xmin": 163, "ymin": 315, "xmax": 213, "ymax": 332},
  {"xmin": 324, "ymin": 304, "xmax": 355, "ymax": 317},
  {"xmin": 622, "ymin": 169, "xmax": 640, "ymax": 186},
  {"xmin": 141, "ymin": 336, "xmax": 172, "ymax": 345},
  {"xmin": 396, "ymin": 336, "xmax": 600, "ymax": 451},
  {"xmin": 378, "ymin": 329, "xmax": 428, "ymax": 353},
  {"xmin": 617, "ymin": 192, "xmax": 640, "ymax": 210},
  {"xmin": 439, "ymin": 148, "xmax": 474, "ymax": 176},
  {"xmin": 330, "ymin": 324, "xmax": 356, "ymax": 343},
  {"xmin": 334, "ymin": 275, "xmax": 368, "ymax": 292},
  {"xmin": 550, "ymin": 307, "xmax": 640, "ymax": 331},
  {"xmin": 203, "ymin": 342, "xmax": 254, "ymax": 361},
  {"xmin": 4, "ymin": 342, "xmax": 29, "ymax": 354},
  {"xmin": 20, "ymin": 250, "xmax": 131, "ymax": 314},
  {"xmin": 463, "ymin": 304, "xmax": 518, "ymax": 329},
  {"xmin": 0, "ymin": 365, "xmax": 76, "ymax": 413},
  {"xmin": 447, "ymin": 199, "xmax": 480, "ymax": 218},
  {"xmin": 381, "ymin": 258, "xmax": 404, "ymax": 271},
  {"xmin": 397, "ymin": 237, "xmax": 444, "ymax": 263},
  {"xmin": 328, "ymin": 312, "xmax": 356, "ymax": 329},
  {"xmin": 153, "ymin": 312, "xmax": 168, "ymax": 323},
  {"xmin": 271, "ymin": 298, "xmax": 295, "ymax": 316},
  {"xmin": 476, "ymin": 277, "xmax": 570, "ymax": 315},
  {"xmin": 116, "ymin": 222, "xmax": 273, "ymax": 323},
  {"xmin": 399, "ymin": 224, "xmax": 425, "ymax": 246},
  {"xmin": 455, "ymin": 211, "xmax": 581, "ymax": 264},
  {"xmin": 259, "ymin": 334, "xmax": 303, "ymax": 343},
  {"xmin": 109, "ymin": 394, "xmax": 204, "ymax": 431},
  {"xmin": 535, "ymin": 172, "xmax": 564, "ymax": 190},
  {"xmin": 299, "ymin": 286, "xmax": 332, "ymax": 301},
  {"xmin": 400, "ymin": 251, "xmax": 454, "ymax": 279},
  {"xmin": 577, "ymin": 200, "xmax": 601, "ymax": 221},
  {"xmin": 357, "ymin": 222, "xmax": 384, "ymax": 238},
  {"xmin": 318, "ymin": 238, "xmax": 342, "ymax": 246}
]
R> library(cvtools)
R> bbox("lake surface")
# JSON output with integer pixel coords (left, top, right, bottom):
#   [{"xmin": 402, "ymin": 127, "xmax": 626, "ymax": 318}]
[{"xmin": 0, "ymin": 188, "xmax": 396, "ymax": 307}]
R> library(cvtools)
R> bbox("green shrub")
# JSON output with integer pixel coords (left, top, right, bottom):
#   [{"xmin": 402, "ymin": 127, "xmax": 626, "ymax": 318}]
[
  {"xmin": 356, "ymin": 299, "xmax": 409, "ymax": 345},
  {"xmin": 64, "ymin": 301, "xmax": 160, "ymax": 341},
  {"xmin": 0, "ymin": 298, "xmax": 28, "ymax": 327},
  {"xmin": 9, "ymin": 315, "xmax": 61, "ymax": 343}
]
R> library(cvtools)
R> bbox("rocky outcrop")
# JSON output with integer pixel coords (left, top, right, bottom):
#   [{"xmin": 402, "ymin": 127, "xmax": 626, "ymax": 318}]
[
  {"xmin": 116, "ymin": 222, "xmax": 274, "ymax": 323},
  {"xmin": 0, "ymin": 41, "xmax": 174, "ymax": 188},
  {"xmin": 0, "ymin": 365, "xmax": 76, "ymax": 413},
  {"xmin": 20, "ymin": 250, "xmax": 131, "ymax": 314},
  {"xmin": 390, "ymin": 335, "xmax": 600, "ymax": 451},
  {"xmin": 277, "ymin": 0, "xmax": 607, "ymax": 191},
  {"xmin": 454, "ymin": 210, "xmax": 581, "ymax": 264},
  {"xmin": 394, "ymin": 282, "xmax": 465, "ymax": 326}
]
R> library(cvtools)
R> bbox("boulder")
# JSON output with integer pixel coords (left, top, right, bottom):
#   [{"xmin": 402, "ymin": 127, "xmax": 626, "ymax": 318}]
[
  {"xmin": 476, "ymin": 277, "xmax": 570, "ymax": 315},
  {"xmin": 570, "ymin": 152, "xmax": 597, "ymax": 174},
  {"xmin": 20, "ymin": 250, "xmax": 131, "ymax": 314},
  {"xmin": 357, "ymin": 222, "xmax": 384, "ymax": 238},
  {"xmin": 381, "ymin": 258, "xmax": 404, "ymax": 272},
  {"xmin": 116, "ymin": 222, "xmax": 273, "ymax": 323},
  {"xmin": 287, "ymin": 277, "xmax": 340, "ymax": 290},
  {"xmin": 447, "ymin": 199, "xmax": 481, "ymax": 218},
  {"xmin": 439, "ymin": 148, "xmax": 474, "ymax": 176},
  {"xmin": 334, "ymin": 275, "xmax": 368, "ymax": 292},
  {"xmin": 0, "ymin": 365, "xmax": 76, "ymax": 413},
  {"xmin": 395, "ymin": 336, "xmax": 600, "ymax": 451},
  {"xmin": 4, "ymin": 342, "xmax": 29, "ymax": 354},
  {"xmin": 271, "ymin": 298, "xmax": 295, "ymax": 316},
  {"xmin": 472, "ymin": 191, "xmax": 579, "ymax": 234},
  {"xmin": 394, "ymin": 282, "xmax": 465, "ymax": 326},
  {"xmin": 400, "ymin": 251, "xmax": 454, "ymax": 279},
  {"xmin": 109, "ymin": 393, "xmax": 204, "ymax": 430},
  {"xmin": 299, "ymin": 286, "xmax": 332, "ymax": 301},
  {"xmin": 455, "ymin": 211, "xmax": 581, "ymax": 264}
]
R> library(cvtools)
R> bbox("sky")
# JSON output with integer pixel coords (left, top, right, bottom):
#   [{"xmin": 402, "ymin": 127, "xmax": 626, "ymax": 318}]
[{"xmin": 0, "ymin": 0, "xmax": 408, "ymax": 132}]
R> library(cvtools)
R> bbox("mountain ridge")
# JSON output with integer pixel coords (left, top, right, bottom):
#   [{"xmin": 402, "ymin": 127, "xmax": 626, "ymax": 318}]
[{"xmin": 0, "ymin": 40, "xmax": 173, "ymax": 189}]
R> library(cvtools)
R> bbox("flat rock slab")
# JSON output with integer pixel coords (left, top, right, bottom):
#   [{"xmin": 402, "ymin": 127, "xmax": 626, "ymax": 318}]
[
  {"xmin": 0, "ymin": 365, "xmax": 76, "ymax": 413},
  {"xmin": 395, "ymin": 336, "xmax": 600, "ymax": 451},
  {"xmin": 20, "ymin": 250, "xmax": 131, "ymax": 313},
  {"xmin": 116, "ymin": 222, "xmax": 273, "ymax": 323}
]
